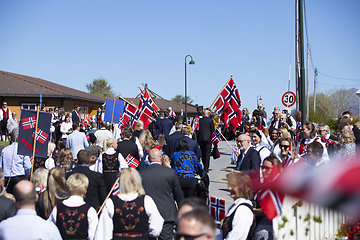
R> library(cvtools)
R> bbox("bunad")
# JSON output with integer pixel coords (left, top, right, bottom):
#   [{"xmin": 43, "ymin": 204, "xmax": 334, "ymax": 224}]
[
  {"xmin": 220, "ymin": 198, "xmax": 254, "ymax": 240},
  {"xmin": 95, "ymin": 192, "xmax": 164, "ymax": 240},
  {"xmin": 95, "ymin": 148, "xmax": 128, "ymax": 192},
  {"xmin": 296, "ymin": 137, "xmax": 330, "ymax": 162},
  {"xmin": 48, "ymin": 195, "xmax": 98, "ymax": 240}
]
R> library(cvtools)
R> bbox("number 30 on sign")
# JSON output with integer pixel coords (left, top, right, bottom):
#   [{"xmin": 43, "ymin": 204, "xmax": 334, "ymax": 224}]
[{"xmin": 281, "ymin": 91, "xmax": 296, "ymax": 107}]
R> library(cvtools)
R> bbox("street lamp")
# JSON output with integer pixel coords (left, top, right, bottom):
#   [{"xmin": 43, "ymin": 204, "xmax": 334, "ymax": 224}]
[
  {"xmin": 257, "ymin": 95, "xmax": 262, "ymax": 107},
  {"xmin": 185, "ymin": 55, "xmax": 195, "ymax": 125}
]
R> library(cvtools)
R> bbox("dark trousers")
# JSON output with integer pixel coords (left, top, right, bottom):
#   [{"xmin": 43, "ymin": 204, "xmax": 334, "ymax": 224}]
[
  {"xmin": 159, "ymin": 221, "xmax": 175, "ymax": 240},
  {"xmin": 199, "ymin": 141, "xmax": 212, "ymax": 172},
  {"xmin": 178, "ymin": 177, "xmax": 196, "ymax": 198},
  {"xmin": 5, "ymin": 175, "xmax": 26, "ymax": 194}
]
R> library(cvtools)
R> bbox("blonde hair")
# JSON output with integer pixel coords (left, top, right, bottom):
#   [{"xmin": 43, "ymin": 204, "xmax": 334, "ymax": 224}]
[
  {"xmin": 135, "ymin": 120, "xmax": 144, "ymax": 131},
  {"xmin": 31, "ymin": 168, "xmax": 49, "ymax": 190},
  {"xmin": 158, "ymin": 134, "xmax": 166, "ymax": 148},
  {"xmin": 278, "ymin": 127, "xmax": 291, "ymax": 139},
  {"xmin": 339, "ymin": 125, "xmax": 356, "ymax": 145},
  {"xmin": 119, "ymin": 168, "xmax": 145, "ymax": 195},
  {"xmin": 226, "ymin": 172, "xmax": 253, "ymax": 200},
  {"xmin": 139, "ymin": 129, "xmax": 153, "ymax": 152},
  {"xmin": 161, "ymin": 154, "xmax": 171, "ymax": 168},
  {"xmin": 66, "ymin": 173, "xmax": 89, "ymax": 197},
  {"xmin": 48, "ymin": 142, "xmax": 56, "ymax": 156},
  {"xmin": 103, "ymin": 138, "xmax": 117, "ymax": 152},
  {"xmin": 44, "ymin": 167, "xmax": 67, "ymax": 219}
]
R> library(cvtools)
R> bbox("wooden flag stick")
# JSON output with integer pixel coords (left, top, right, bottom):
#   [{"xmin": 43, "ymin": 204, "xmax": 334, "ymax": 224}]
[
  {"xmin": 110, "ymin": 97, "xmax": 116, "ymax": 127},
  {"xmin": 97, "ymin": 176, "xmax": 120, "ymax": 216},
  {"xmin": 30, "ymin": 102, "xmax": 41, "ymax": 181},
  {"xmin": 209, "ymin": 75, "xmax": 233, "ymax": 110},
  {"xmin": 218, "ymin": 130, "xmax": 236, "ymax": 152},
  {"xmin": 117, "ymin": 95, "xmax": 156, "ymax": 121}
]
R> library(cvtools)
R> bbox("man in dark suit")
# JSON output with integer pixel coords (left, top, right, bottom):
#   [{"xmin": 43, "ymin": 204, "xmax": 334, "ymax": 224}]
[
  {"xmin": 140, "ymin": 148, "xmax": 184, "ymax": 240},
  {"xmin": 175, "ymin": 126, "xmax": 201, "ymax": 159},
  {"xmin": 117, "ymin": 128, "xmax": 140, "ymax": 161},
  {"xmin": 235, "ymin": 134, "xmax": 261, "ymax": 175},
  {"xmin": 160, "ymin": 110, "xmax": 174, "ymax": 141},
  {"xmin": 71, "ymin": 105, "xmax": 81, "ymax": 123},
  {"xmin": 319, "ymin": 124, "xmax": 337, "ymax": 158},
  {"xmin": 197, "ymin": 109, "xmax": 215, "ymax": 172},
  {"xmin": 0, "ymin": 169, "xmax": 16, "ymax": 222},
  {"xmin": 166, "ymin": 122, "xmax": 183, "ymax": 158},
  {"xmin": 66, "ymin": 150, "xmax": 107, "ymax": 211}
]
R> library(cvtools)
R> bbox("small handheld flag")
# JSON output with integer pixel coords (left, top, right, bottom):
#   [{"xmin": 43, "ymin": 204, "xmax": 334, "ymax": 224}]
[
  {"xmin": 210, "ymin": 196, "xmax": 226, "ymax": 221},
  {"xmin": 125, "ymin": 154, "xmax": 139, "ymax": 169}
]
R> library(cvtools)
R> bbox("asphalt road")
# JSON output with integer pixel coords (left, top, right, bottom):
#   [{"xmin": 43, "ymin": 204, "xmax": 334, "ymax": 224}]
[{"xmin": 207, "ymin": 139, "xmax": 237, "ymax": 217}]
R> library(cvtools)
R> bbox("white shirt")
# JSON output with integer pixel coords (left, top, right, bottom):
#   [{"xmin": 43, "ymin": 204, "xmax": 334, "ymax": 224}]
[
  {"xmin": 95, "ymin": 193, "xmax": 164, "ymax": 240},
  {"xmin": 94, "ymin": 128, "xmax": 112, "ymax": 149},
  {"xmin": 94, "ymin": 148, "xmax": 128, "ymax": 173},
  {"xmin": 255, "ymin": 143, "xmax": 271, "ymax": 164},
  {"xmin": 60, "ymin": 122, "xmax": 72, "ymax": 139},
  {"xmin": 48, "ymin": 195, "xmax": 98, "ymax": 240},
  {"xmin": 219, "ymin": 198, "xmax": 254, "ymax": 240},
  {"xmin": 230, "ymin": 147, "xmax": 240, "ymax": 165}
]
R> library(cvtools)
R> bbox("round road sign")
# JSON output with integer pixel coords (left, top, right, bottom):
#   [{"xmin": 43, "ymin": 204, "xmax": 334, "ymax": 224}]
[{"xmin": 282, "ymin": 91, "xmax": 296, "ymax": 107}]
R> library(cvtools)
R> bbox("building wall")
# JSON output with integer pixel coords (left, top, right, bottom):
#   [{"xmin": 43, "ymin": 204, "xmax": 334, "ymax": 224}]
[{"xmin": 1, "ymin": 97, "xmax": 103, "ymax": 120}]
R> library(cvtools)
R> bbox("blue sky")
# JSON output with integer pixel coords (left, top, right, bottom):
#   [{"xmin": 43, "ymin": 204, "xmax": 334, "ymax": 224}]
[{"xmin": 1, "ymin": 1, "xmax": 359, "ymax": 115}]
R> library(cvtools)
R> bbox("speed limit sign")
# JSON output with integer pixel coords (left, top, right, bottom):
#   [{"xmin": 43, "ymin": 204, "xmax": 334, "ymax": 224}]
[{"xmin": 282, "ymin": 91, "xmax": 296, "ymax": 107}]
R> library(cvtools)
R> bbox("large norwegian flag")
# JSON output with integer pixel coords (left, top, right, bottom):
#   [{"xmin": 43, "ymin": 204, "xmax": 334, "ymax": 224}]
[
  {"xmin": 215, "ymin": 78, "xmax": 242, "ymax": 130},
  {"xmin": 123, "ymin": 102, "xmax": 139, "ymax": 130},
  {"xmin": 125, "ymin": 154, "xmax": 139, "ymax": 169},
  {"xmin": 210, "ymin": 129, "xmax": 223, "ymax": 146},
  {"xmin": 255, "ymin": 157, "xmax": 360, "ymax": 220},
  {"xmin": 32, "ymin": 128, "xmax": 49, "ymax": 144},
  {"xmin": 18, "ymin": 109, "xmax": 52, "ymax": 158},
  {"xmin": 138, "ymin": 88, "xmax": 159, "ymax": 129},
  {"xmin": 210, "ymin": 196, "xmax": 226, "ymax": 221},
  {"xmin": 21, "ymin": 116, "xmax": 36, "ymax": 130}
]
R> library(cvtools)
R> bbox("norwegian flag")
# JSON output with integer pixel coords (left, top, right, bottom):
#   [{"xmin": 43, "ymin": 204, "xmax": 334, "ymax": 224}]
[
  {"xmin": 125, "ymin": 154, "xmax": 139, "ymax": 169},
  {"xmin": 123, "ymin": 102, "xmax": 139, "ymax": 130},
  {"xmin": 86, "ymin": 115, "xmax": 92, "ymax": 123},
  {"xmin": 86, "ymin": 132, "xmax": 90, "ymax": 142},
  {"xmin": 111, "ymin": 180, "xmax": 120, "ymax": 196},
  {"xmin": 215, "ymin": 78, "xmax": 242, "ymax": 130},
  {"xmin": 21, "ymin": 116, "xmax": 36, "ymax": 130},
  {"xmin": 80, "ymin": 119, "xmax": 87, "ymax": 129},
  {"xmin": 210, "ymin": 196, "xmax": 226, "ymax": 221},
  {"xmin": 210, "ymin": 129, "xmax": 223, "ymax": 146},
  {"xmin": 138, "ymin": 88, "xmax": 159, "ymax": 129},
  {"xmin": 32, "ymin": 128, "xmax": 49, "ymax": 144},
  {"xmin": 118, "ymin": 113, "xmax": 126, "ymax": 130},
  {"xmin": 192, "ymin": 115, "xmax": 200, "ymax": 131},
  {"xmin": 256, "ymin": 189, "xmax": 284, "ymax": 221}
]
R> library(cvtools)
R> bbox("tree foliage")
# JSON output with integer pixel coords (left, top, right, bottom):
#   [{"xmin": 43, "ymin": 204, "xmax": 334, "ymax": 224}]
[
  {"xmin": 86, "ymin": 78, "xmax": 115, "ymax": 98},
  {"xmin": 171, "ymin": 95, "xmax": 194, "ymax": 104}
]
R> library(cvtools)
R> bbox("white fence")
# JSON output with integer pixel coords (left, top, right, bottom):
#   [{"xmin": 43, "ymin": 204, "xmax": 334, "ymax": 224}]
[{"xmin": 273, "ymin": 196, "xmax": 346, "ymax": 240}]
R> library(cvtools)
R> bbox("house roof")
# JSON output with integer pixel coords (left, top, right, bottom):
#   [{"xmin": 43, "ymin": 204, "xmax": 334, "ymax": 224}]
[
  {"xmin": 125, "ymin": 98, "xmax": 198, "ymax": 114},
  {"xmin": 0, "ymin": 70, "xmax": 104, "ymax": 103}
]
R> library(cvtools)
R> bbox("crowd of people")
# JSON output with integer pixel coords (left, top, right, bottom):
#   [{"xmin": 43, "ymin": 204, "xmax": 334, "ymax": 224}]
[{"xmin": 0, "ymin": 100, "xmax": 358, "ymax": 240}]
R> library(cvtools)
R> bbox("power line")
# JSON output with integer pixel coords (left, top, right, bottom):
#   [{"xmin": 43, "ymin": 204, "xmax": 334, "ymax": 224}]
[
  {"xmin": 317, "ymin": 81, "xmax": 360, "ymax": 87},
  {"xmin": 317, "ymin": 72, "xmax": 360, "ymax": 81}
]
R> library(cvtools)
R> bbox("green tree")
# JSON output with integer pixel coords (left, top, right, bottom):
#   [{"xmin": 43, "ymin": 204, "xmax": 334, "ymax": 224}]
[
  {"xmin": 86, "ymin": 78, "xmax": 115, "ymax": 97},
  {"xmin": 308, "ymin": 92, "xmax": 335, "ymax": 122},
  {"xmin": 171, "ymin": 95, "xmax": 194, "ymax": 104}
]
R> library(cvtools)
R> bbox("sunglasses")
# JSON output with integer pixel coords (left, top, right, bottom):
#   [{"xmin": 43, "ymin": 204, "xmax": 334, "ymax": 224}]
[
  {"xmin": 261, "ymin": 166, "xmax": 273, "ymax": 171},
  {"xmin": 279, "ymin": 145, "xmax": 290, "ymax": 149},
  {"xmin": 174, "ymin": 233, "xmax": 207, "ymax": 240}
]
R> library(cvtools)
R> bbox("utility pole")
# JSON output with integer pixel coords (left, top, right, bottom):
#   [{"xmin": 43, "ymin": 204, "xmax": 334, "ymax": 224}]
[
  {"xmin": 313, "ymin": 68, "xmax": 317, "ymax": 117},
  {"xmin": 306, "ymin": 43, "xmax": 309, "ymax": 122},
  {"xmin": 295, "ymin": 0, "xmax": 306, "ymax": 125}
]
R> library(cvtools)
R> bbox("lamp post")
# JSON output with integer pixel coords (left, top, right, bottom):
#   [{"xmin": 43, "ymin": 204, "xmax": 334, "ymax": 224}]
[
  {"xmin": 257, "ymin": 95, "xmax": 262, "ymax": 107},
  {"xmin": 185, "ymin": 55, "xmax": 195, "ymax": 125}
]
